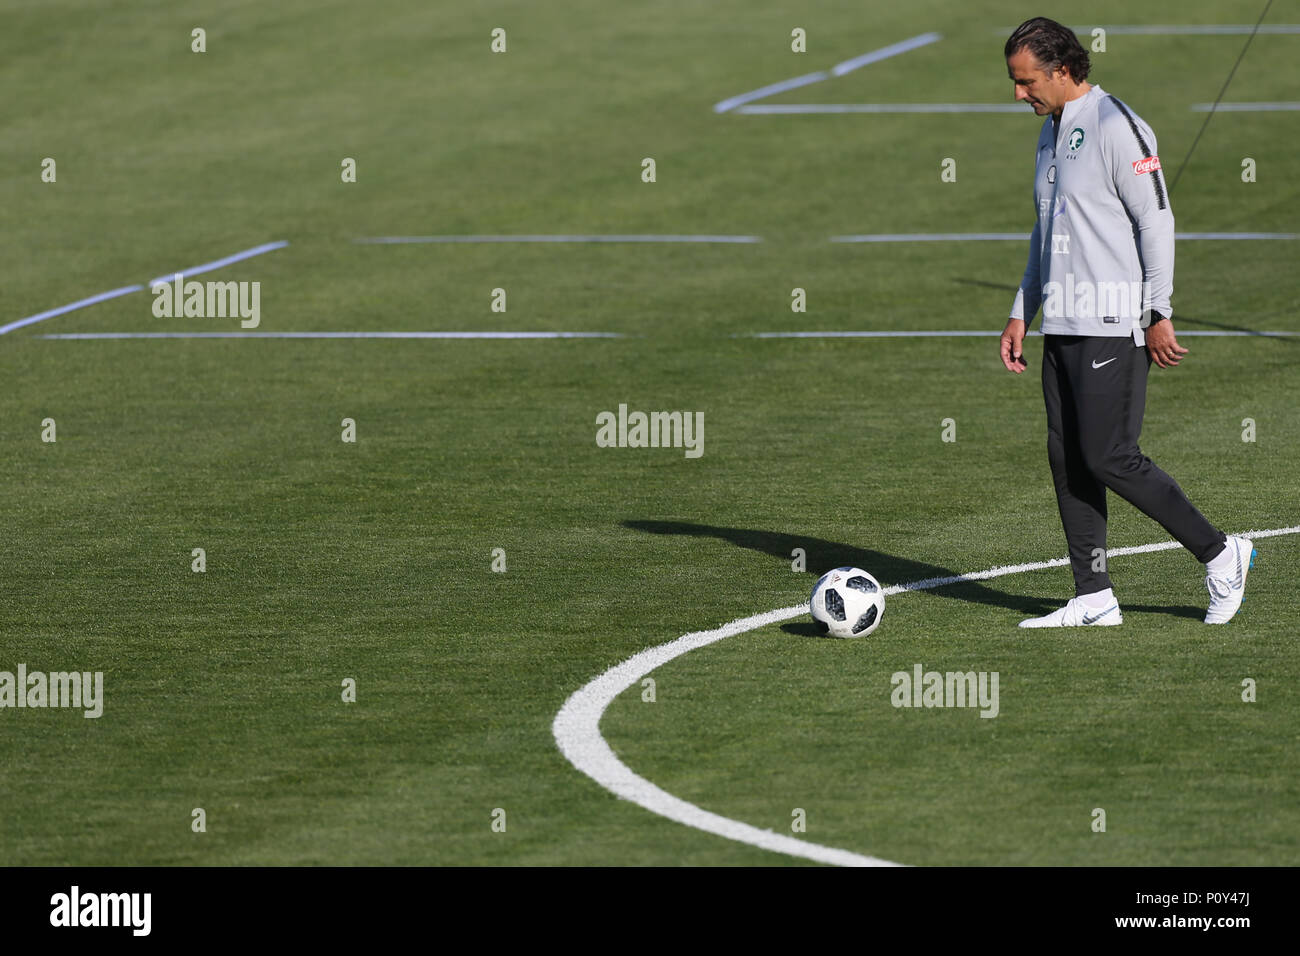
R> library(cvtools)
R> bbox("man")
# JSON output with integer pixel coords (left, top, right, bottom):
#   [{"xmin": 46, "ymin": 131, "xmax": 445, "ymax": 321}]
[{"xmin": 998, "ymin": 17, "xmax": 1254, "ymax": 627}]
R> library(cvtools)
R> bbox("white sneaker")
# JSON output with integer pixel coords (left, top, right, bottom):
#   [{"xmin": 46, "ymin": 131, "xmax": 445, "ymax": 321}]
[
  {"xmin": 1204, "ymin": 536, "xmax": 1255, "ymax": 624},
  {"xmin": 1019, "ymin": 596, "xmax": 1122, "ymax": 628}
]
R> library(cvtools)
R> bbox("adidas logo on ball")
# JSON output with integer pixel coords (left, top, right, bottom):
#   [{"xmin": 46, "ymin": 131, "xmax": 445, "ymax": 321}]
[{"xmin": 810, "ymin": 566, "xmax": 885, "ymax": 638}]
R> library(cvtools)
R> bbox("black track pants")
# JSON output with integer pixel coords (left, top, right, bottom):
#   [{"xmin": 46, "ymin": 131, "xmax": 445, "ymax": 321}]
[{"xmin": 1041, "ymin": 334, "xmax": 1226, "ymax": 595}]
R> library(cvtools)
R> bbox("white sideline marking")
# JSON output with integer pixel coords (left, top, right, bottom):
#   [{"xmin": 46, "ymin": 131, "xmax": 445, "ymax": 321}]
[
  {"xmin": 1192, "ymin": 102, "xmax": 1300, "ymax": 111},
  {"xmin": 713, "ymin": 34, "xmax": 941, "ymax": 114},
  {"xmin": 1175, "ymin": 232, "xmax": 1297, "ymax": 239},
  {"xmin": 359, "ymin": 232, "xmax": 1294, "ymax": 245},
  {"xmin": 36, "ymin": 331, "xmax": 624, "ymax": 340},
  {"xmin": 355, "ymin": 235, "xmax": 762, "ymax": 244},
  {"xmin": 36, "ymin": 330, "xmax": 1299, "ymax": 342},
  {"xmin": 147, "ymin": 240, "xmax": 289, "ymax": 288},
  {"xmin": 554, "ymin": 525, "xmax": 1299, "ymax": 866},
  {"xmin": 35, "ymin": 330, "xmax": 1294, "ymax": 343},
  {"xmin": 994, "ymin": 25, "xmax": 1300, "ymax": 35},
  {"xmin": 749, "ymin": 330, "xmax": 1019, "ymax": 338},
  {"xmin": 0, "ymin": 285, "xmax": 143, "ymax": 336},
  {"xmin": 833, "ymin": 232, "xmax": 1027, "ymax": 242},
  {"xmin": 831, "ymin": 232, "xmax": 1297, "ymax": 242},
  {"xmin": 739, "ymin": 103, "xmax": 1024, "ymax": 114},
  {"xmin": 745, "ymin": 330, "xmax": 1298, "ymax": 338}
]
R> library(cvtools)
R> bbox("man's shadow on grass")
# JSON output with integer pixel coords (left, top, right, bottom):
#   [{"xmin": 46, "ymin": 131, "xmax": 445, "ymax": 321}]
[
  {"xmin": 1116, "ymin": 603, "xmax": 1203, "ymax": 621},
  {"xmin": 625, "ymin": 520, "xmax": 1054, "ymax": 631},
  {"xmin": 624, "ymin": 520, "xmax": 1204, "ymax": 632},
  {"xmin": 1171, "ymin": 312, "xmax": 1297, "ymax": 343}
]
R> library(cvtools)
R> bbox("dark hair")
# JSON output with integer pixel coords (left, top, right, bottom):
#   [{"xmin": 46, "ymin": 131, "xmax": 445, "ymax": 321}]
[{"xmin": 1004, "ymin": 17, "xmax": 1091, "ymax": 82}]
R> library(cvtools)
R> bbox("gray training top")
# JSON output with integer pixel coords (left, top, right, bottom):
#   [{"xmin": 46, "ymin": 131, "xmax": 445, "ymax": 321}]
[{"xmin": 1008, "ymin": 84, "xmax": 1173, "ymax": 344}]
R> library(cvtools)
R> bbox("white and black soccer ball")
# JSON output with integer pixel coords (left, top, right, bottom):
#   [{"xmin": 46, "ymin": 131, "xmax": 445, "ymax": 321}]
[{"xmin": 810, "ymin": 566, "xmax": 885, "ymax": 638}]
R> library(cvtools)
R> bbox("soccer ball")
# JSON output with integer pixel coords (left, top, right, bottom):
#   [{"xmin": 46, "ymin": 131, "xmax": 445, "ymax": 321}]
[{"xmin": 810, "ymin": 566, "xmax": 885, "ymax": 638}]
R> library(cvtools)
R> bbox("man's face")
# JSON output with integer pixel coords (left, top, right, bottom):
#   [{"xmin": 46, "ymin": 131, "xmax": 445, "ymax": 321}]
[{"xmin": 1007, "ymin": 48, "xmax": 1067, "ymax": 116}]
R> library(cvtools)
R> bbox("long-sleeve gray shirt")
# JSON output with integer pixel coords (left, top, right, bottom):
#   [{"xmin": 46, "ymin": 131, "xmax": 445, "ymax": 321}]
[{"xmin": 1009, "ymin": 84, "xmax": 1174, "ymax": 343}]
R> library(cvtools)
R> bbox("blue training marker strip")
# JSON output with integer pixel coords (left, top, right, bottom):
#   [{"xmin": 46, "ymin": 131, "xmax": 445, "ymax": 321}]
[
  {"xmin": 147, "ymin": 240, "xmax": 289, "ymax": 287},
  {"xmin": 0, "ymin": 285, "xmax": 144, "ymax": 336},
  {"xmin": 1, "ymin": 240, "xmax": 291, "ymax": 336}
]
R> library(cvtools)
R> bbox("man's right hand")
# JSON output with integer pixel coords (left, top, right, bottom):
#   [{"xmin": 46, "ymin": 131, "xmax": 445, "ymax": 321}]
[{"xmin": 1000, "ymin": 318, "xmax": 1028, "ymax": 374}]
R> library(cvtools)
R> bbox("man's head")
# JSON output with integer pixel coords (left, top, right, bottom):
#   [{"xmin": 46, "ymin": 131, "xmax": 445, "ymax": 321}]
[{"xmin": 1005, "ymin": 17, "xmax": 1091, "ymax": 117}]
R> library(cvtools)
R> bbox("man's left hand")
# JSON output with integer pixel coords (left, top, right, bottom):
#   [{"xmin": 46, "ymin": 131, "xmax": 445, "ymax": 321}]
[{"xmin": 1146, "ymin": 319, "xmax": 1188, "ymax": 368}]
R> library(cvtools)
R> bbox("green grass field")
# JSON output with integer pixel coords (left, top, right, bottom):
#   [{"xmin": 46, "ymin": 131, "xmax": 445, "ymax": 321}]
[{"xmin": 1, "ymin": 0, "xmax": 1297, "ymax": 866}]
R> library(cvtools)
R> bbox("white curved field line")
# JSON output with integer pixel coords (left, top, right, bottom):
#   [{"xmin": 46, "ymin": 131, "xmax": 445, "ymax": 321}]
[{"xmin": 554, "ymin": 525, "xmax": 1300, "ymax": 866}]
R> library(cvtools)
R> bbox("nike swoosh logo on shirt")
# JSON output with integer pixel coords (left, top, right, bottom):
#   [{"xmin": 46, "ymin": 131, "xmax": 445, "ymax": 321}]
[{"xmin": 1091, "ymin": 358, "xmax": 1118, "ymax": 369}]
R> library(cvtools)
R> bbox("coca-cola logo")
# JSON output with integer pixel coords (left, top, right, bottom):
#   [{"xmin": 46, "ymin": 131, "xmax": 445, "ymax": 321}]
[{"xmin": 1132, "ymin": 155, "xmax": 1162, "ymax": 175}]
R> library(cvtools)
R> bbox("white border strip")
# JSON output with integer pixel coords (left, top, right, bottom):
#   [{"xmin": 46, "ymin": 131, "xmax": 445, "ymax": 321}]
[
  {"xmin": 555, "ymin": 525, "xmax": 1299, "ymax": 866},
  {"xmin": 35, "ymin": 330, "xmax": 1299, "ymax": 341},
  {"xmin": 354, "ymin": 235, "xmax": 762, "ymax": 245},
  {"xmin": 831, "ymin": 232, "xmax": 1296, "ymax": 242},
  {"xmin": 749, "ymin": 330, "xmax": 1013, "ymax": 338},
  {"xmin": 833, "ymin": 232, "xmax": 1027, "ymax": 242},
  {"xmin": 739, "ymin": 103, "xmax": 1024, "ymax": 114},
  {"xmin": 1192, "ymin": 102, "xmax": 1300, "ymax": 111},
  {"xmin": 0, "ymin": 285, "xmax": 143, "ymax": 336},
  {"xmin": 35, "ymin": 331, "xmax": 624, "ymax": 340},
  {"xmin": 1175, "ymin": 232, "xmax": 1297, "ymax": 239},
  {"xmin": 745, "ymin": 330, "xmax": 1298, "ymax": 338},
  {"xmin": 147, "ymin": 240, "xmax": 290, "ymax": 288}
]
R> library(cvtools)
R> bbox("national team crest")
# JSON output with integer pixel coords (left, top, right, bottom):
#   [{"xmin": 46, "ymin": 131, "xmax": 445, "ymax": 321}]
[{"xmin": 1068, "ymin": 127, "xmax": 1085, "ymax": 151}]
